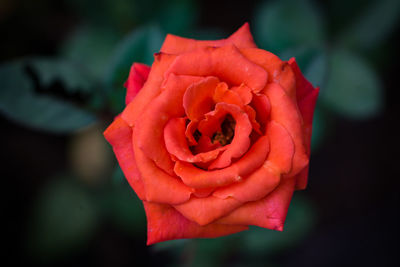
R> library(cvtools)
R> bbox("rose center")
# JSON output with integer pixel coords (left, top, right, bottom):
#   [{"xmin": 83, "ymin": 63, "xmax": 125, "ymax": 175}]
[{"xmin": 212, "ymin": 114, "xmax": 236, "ymax": 146}]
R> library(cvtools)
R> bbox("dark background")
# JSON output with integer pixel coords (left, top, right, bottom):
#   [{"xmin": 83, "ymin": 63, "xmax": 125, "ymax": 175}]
[{"xmin": 1, "ymin": 0, "xmax": 399, "ymax": 266}]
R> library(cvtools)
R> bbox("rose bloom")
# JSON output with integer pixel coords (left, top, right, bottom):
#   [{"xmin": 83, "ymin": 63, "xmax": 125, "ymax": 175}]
[{"xmin": 104, "ymin": 23, "xmax": 319, "ymax": 245}]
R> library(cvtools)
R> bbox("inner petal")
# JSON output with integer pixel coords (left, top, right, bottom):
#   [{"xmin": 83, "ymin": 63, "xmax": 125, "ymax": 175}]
[
  {"xmin": 164, "ymin": 117, "xmax": 226, "ymax": 163},
  {"xmin": 197, "ymin": 103, "xmax": 252, "ymax": 170},
  {"xmin": 183, "ymin": 76, "xmax": 220, "ymax": 121}
]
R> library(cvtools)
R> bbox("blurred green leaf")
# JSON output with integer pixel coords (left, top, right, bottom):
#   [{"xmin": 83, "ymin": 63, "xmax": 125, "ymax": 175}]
[
  {"xmin": 68, "ymin": 0, "xmax": 198, "ymax": 35},
  {"xmin": 28, "ymin": 57, "xmax": 93, "ymax": 94},
  {"xmin": 106, "ymin": 167, "xmax": 146, "ymax": 235},
  {"xmin": 253, "ymin": 0, "xmax": 324, "ymax": 53},
  {"xmin": 60, "ymin": 25, "xmax": 119, "ymax": 78},
  {"xmin": 304, "ymin": 49, "xmax": 328, "ymax": 88},
  {"xmin": 339, "ymin": 0, "xmax": 400, "ymax": 50},
  {"xmin": 105, "ymin": 25, "xmax": 164, "ymax": 112},
  {"xmin": 321, "ymin": 49, "xmax": 383, "ymax": 119},
  {"xmin": 0, "ymin": 61, "xmax": 96, "ymax": 132},
  {"xmin": 28, "ymin": 177, "xmax": 98, "ymax": 261},
  {"xmin": 106, "ymin": 25, "xmax": 163, "ymax": 85}
]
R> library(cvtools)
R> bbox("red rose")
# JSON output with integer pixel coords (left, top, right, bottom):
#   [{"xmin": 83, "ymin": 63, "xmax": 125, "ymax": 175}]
[{"xmin": 104, "ymin": 23, "xmax": 319, "ymax": 245}]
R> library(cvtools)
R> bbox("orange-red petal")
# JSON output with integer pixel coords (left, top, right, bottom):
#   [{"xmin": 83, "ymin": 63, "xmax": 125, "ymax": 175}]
[
  {"xmin": 250, "ymin": 93, "xmax": 271, "ymax": 133},
  {"xmin": 124, "ymin": 63, "xmax": 151, "ymax": 105},
  {"xmin": 160, "ymin": 22, "xmax": 257, "ymax": 54},
  {"xmin": 122, "ymin": 53, "xmax": 176, "ymax": 126},
  {"xmin": 183, "ymin": 77, "xmax": 219, "ymax": 121},
  {"xmin": 231, "ymin": 84, "xmax": 253, "ymax": 105},
  {"xmin": 164, "ymin": 117, "xmax": 225, "ymax": 163},
  {"xmin": 241, "ymin": 48, "xmax": 296, "ymax": 99},
  {"xmin": 165, "ymin": 45, "xmax": 268, "ymax": 93},
  {"xmin": 265, "ymin": 121, "xmax": 295, "ymax": 174},
  {"xmin": 103, "ymin": 117, "xmax": 146, "ymax": 200},
  {"xmin": 264, "ymin": 83, "xmax": 308, "ymax": 176},
  {"xmin": 144, "ymin": 202, "xmax": 248, "ymax": 245},
  {"xmin": 132, "ymin": 127, "xmax": 193, "ymax": 205},
  {"xmin": 135, "ymin": 74, "xmax": 202, "ymax": 174},
  {"xmin": 216, "ymin": 177, "xmax": 296, "ymax": 230},
  {"xmin": 174, "ymin": 196, "xmax": 242, "ymax": 225},
  {"xmin": 213, "ymin": 162, "xmax": 280, "ymax": 202},
  {"xmin": 174, "ymin": 135, "xmax": 269, "ymax": 189},
  {"xmin": 199, "ymin": 103, "xmax": 252, "ymax": 170},
  {"xmin": 288, "ymin": 58, "xmax": 319, "ymax": 190}
]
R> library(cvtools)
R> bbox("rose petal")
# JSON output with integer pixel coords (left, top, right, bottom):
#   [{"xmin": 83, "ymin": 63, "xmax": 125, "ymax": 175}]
[
  {"xmin": 160, "ymin": 22, "xmax": 257, "ymax": 54},
  {"xmin": 241, "ymin": 48, "xmax": 296, "ymax": 99},
  {"xmin": 103, "ymin": 117, "xmax": 145, "ymax": 200},
  {"xmin": 294, "ymin": 89, "xmax": 318, "ymax": 189},
  {"xmin": 174, "ymin": 135, "xmax": 269, "ymax": 188},
  {"xmin": 213, "ymin": 82, "xmax": 244, "ymax": 107},
  {"xmin": 194, "ymin": 135, "xmax": 222, "ymax": 154},
  {"xmin": 213, "ymin": 162, "xmax": 280, "ymax": 202},
  {"xmin": 244, "ymin": 105, "xmax": 261, "ymax": 134},
  {"xmin": 193, "ymin": 187, "xmax": 215, "ymax": 198},
  {"xmin": 185, "ymin": 120, "xmax": 199, "ymax": 146},
  {"xmin": 165, "ymin": 45, "xmax": 268, "ymax": 93},
  {"xmin": 122, "ymin": 53, "xmax": 176, "ymax": 126},
  {"xmin": 294, "ymin": 166, "xmax": 309, "ymax": 191},
  {"xmin": 250, "ymin": 93, "xmax": 271, "ymax": 133},
  {"xmin": 135, "ymin": 74, "xmax": 202, "ymax": 174},
  {"xmin": 264, "ymin": 83, "xmax": 309, "ymax": 176},
  {"xmin": 288, "ymin": 59, "xmax": 319, "ymax": 190},
  {"xmin": 132, "ymin": 127, "xmax": 193, "ymax": 205},
  {"xmin": 197, "ymin": 103, "xmax": 252, "ymax": 170},
  {"xmin": 265, "ymin": 120, "xmax": 295, "ymax": 174},
  {"xmin": 183, "ymin": 77, "xmax": 220, "ymax": 121},
  {"xmin": 174, "ymin": 196, "xmax": 242, "ymax": 226},
  {"xmin": 289, "ymin": 58, "xmax": 317, "ymax": 104},
  {"xmin": 216, "ymin": 177, "xmax": 296, "ymax": 230},
  {"xmin": 124, "ymin": 63, "xmax": 151, "ymax": 105},
  {"xmin": 144, "ymin": 202, "xmax": 248, "ymax": 245},
  {"xmin": 164, "ymin": 117, "xmax": 225, "ymax": 163},
  {"xmin": 231, "ymin": 84, "xmax": 253, "ymax": 105}
]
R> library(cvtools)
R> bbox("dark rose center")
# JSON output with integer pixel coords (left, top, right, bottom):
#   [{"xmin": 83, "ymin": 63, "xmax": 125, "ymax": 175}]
[{"xmin": 212, "ymin": 114, "xmax": 236, "ymax": 146}]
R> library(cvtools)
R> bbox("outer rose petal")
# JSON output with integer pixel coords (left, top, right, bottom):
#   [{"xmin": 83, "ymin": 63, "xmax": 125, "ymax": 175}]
[
  {"xmin": 216, "ymin": 177, "xmax": 296, "ymax": 230},
  {"xmin": 241, "ymin": 48, "xmax": 296, "ymax": 99},
  {"xmin": 165, "ymin": 45, "xmax": 268, "ymax": 93},
  {"xmin": 289, "ymin": 58, "xmax": 319, "ymax": 189},
  {"xmin": 264, "ymin": 83, "xmax": 309, "ymax": 176},
  {"xmin": 124, "ymin": 63, "xmax": 151, "ymax": 105},
  {"xmin": 121, "ymin": 53, "xmax": 177, "ymax": 126},
  {"xmin": 103, "ymin": 117, "xmax": 145, "ymax": 200},
  {"xmin": 160, "ymin": 22, "xmax": 257, "ymax": 54},
  {"xmin": 144, "ymin": 202, "xmax": 248, "ymax": 245},
  {"xmin": 213, "ymin": 162, "xmax": 281, "ymax": 202},
  {"xmin": 174, "ymin": 196, "xmax": 242, "ymax": 226},
  {"xmin": 132, "ymin": 127, "xmax": 193, "ymax": 205},
  {"xmin": 265, "ymin": 120, "xmax": 295, "ymax": 174}
]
